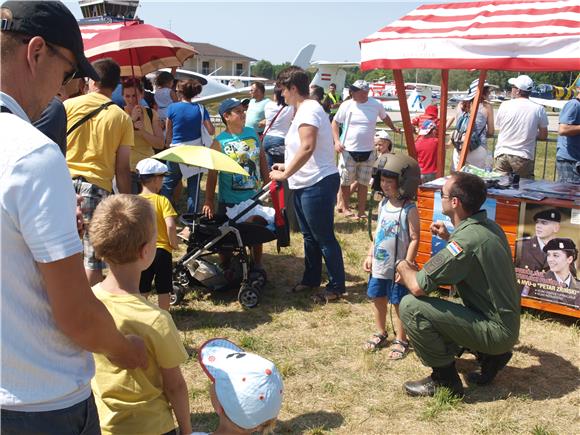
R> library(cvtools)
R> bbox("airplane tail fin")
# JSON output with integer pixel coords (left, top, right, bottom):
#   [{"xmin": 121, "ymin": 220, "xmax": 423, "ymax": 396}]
[
  {"xmin": 311, "ymin": 67, "xmax": 346, "ymax": 92},
  {"xmin": 291, "ymin": 44, "xmax": 316, "ymax": 69},
  {"xmin": 407, "ymin": 86, "xmax": 432, "ymax": 112}
]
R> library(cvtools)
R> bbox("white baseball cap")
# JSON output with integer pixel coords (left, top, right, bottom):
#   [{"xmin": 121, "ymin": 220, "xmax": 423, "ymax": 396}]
[
  {"xmin": 508, "ymin": 75, "xmax": 534, "ymax": 92},
  {"xmin": 375, "ymin": 129, "xmax": 392, "ymax": 142},
  {"xmin": 136, "ymin": 158, "xmax": 168, "ymax": 175},
  {"xmin": 349, "ymin": 79, "xmax": 370, "ymax": 92},
  {"xmin": 199, "ymin": 338, "xmax": 284, "ymax": 430}
]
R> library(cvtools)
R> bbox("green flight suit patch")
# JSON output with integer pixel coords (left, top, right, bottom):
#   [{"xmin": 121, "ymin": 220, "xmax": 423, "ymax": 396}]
[{"xmin": 423, "ymin": 248, "xmax": 452, "ymax": 275}]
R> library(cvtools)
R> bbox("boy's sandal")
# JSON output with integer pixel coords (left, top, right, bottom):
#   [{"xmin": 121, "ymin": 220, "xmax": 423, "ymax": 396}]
[
  {"xmin": 363, "ymin": 333, "xmax": 388, "ymax": 351},
  {"xmin": 388, "ymin": 339, "xmax": 410, "ymax": 360},
  {"xmin": 312, "ymin": 290, "xmax": 343, "ymax": 304},
  {"xmin": 287, "ymin": 283, "xmax": 317, "ymax": 294}
]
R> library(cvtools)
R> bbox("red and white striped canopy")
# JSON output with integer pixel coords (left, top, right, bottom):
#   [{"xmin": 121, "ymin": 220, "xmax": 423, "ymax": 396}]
[
  {"xmin": 82, "ymin": 23, "xmax": 196, "ymax": 77},
  {"xmin": 360, "ymin": 0, "xmax": 580, "ymax": 72},
  {"xmin": 80, "ymin": 20, "xmax": 140, "ymax": 42}
]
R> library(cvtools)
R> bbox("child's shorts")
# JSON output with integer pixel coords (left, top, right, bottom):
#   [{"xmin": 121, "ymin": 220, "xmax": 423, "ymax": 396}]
[
  {"xmin": 367, "ymin": 277, "xmax": 409, "ymax": 304},
  {"xmin": 140, "ymin": 248, "xmax": 172, "ymax": 294}
]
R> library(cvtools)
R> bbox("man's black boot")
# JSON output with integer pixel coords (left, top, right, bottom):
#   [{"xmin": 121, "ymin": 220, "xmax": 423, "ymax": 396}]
[
  {"xmin": 404, "ymin": 361, "xmax": 464, "ymax": 397},
  {"xmin": 467, "ymin": 351, "xmax": 512, "ymax": 385}
]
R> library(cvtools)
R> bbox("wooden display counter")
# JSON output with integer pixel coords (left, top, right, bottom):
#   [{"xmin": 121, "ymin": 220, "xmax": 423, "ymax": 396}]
[{"xmin": 417, "ymin": 184, "xmax": 580, "ymax": 318}]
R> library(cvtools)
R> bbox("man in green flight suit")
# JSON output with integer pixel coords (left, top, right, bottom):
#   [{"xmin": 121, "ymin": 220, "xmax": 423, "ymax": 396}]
[{"xmin": 396, "ymin": 172, "xmax": 520, "ymax": 397}]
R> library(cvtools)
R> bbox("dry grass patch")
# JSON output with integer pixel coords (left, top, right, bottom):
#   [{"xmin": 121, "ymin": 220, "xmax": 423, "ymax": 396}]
[{"xmin": 165, "ymin": 209, "xmax": 580, "ymax": 434}]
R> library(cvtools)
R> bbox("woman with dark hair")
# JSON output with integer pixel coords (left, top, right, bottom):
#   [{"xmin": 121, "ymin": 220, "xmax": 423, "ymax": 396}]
[
  {"xmin": 122, "ymin": 78, "xmax": 164, "ymax": 193},
  {"xmin": 160, "ymin": 79, "xmax": 215, "ymax": 213},
  {"xmin": 262, "ymin": 87, "xmax": 294, "ymax": 169},
  {"xmin": 270, "ymin": 66, "xmax": 346, "ymax": 303}
]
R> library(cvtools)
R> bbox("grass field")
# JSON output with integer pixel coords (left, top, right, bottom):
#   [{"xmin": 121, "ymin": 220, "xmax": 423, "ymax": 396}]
[{"xmin": 166, "ymin": 211, "xmax": 579, "ymax": 435}]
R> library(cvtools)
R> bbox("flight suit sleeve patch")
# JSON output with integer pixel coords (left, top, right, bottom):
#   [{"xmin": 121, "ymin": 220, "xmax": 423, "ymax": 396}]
[
  {"xmin": 423, "ymin": 248, "xmax": 452, "ymax": 275},
  {"xmin": 446, "ymin": 241, "xmax": 463, "ymax": 257}
]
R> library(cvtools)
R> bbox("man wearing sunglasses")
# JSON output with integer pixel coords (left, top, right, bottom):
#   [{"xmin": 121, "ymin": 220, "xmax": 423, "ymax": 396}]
[
  {"xmin": 1, "ymin": 2, "xmax": 147, "ymax": 433},
  {"xmin": 395, "ymin": 172, "xmax": 520, "ymax": 398}
]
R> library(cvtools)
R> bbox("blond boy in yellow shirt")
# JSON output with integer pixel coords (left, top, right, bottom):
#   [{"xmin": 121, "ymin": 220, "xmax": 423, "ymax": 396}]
[{"xmin": 89, "ymin": 194, "xmax": 190, "ymax": 435}]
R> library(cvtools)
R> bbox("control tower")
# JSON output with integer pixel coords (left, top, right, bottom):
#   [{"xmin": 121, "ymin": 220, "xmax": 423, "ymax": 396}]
[{"xmin": 78, "ymin": 0, "xmax": 140, "ymax": 23}]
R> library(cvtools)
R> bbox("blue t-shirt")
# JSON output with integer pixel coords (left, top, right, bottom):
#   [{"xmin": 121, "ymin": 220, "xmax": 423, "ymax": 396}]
[
  {"xmin": 167, "ymin": 102, "xmax": 210, "ymax": 144},
  {"xmin": 216, "ymin": 127, "xmax": 261, "ymax": 204},
  {"xmin": 245, "ymin": 98, "xmax": 270, "ymax": 134},
  {"xmin": 556, "ymin": 98, "xmax": 580, "ymax": 161}
]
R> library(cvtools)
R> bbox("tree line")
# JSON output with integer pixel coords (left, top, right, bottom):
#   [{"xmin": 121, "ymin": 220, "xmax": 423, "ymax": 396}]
[{"xmin": 251, "ymin": 59, "xmax": 578, "ymax": 91}]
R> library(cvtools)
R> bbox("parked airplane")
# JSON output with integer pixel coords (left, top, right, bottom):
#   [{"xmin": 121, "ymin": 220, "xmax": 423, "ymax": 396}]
[
  {"xmin": 380, "ymin": 85, "xmax": 437, "ymax": 113},
  {"xmin": 531, "ymin": 73, "xmax": 580, "ymax": 110}
]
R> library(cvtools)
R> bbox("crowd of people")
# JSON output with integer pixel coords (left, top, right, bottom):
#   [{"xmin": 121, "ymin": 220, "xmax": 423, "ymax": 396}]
[{"xmin": 1, "ymin": 1, "xmax": 579, "ymax": 434}]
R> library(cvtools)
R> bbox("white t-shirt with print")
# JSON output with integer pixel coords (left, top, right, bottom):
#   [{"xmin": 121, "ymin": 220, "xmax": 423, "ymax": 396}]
[
  {"xmin": 494, "ymin": 98, "xmax": 549, "ymax": 160},
  {"xmin": 264, "ymin": 101, "xmax": 294, "ymax": 138},
  {"xmin": 334, "ymin": 98, "xmax": 387, "ymax": 152},
  {"xmin": 285, "ymin": 99, "xmax": 338, "ymax": 190},
  {"xmin": 0, "ymin": 92, "xmax": 92, "ymax": 411}
]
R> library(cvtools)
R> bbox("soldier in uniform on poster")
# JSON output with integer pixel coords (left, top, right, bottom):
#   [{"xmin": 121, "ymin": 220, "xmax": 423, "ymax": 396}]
[
  {"xmin": 542, "ymin": 238, "xmax": 579, "ymax": 290},
  {"xmin": 515, "ymin": 208, "xmax": 561, "ymax": 271}
]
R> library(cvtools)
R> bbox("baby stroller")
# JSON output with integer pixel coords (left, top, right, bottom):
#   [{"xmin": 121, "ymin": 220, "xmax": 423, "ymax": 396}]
[{"xmin": 170, "ymin": 181, "xmax": 290, "ymax": 308}]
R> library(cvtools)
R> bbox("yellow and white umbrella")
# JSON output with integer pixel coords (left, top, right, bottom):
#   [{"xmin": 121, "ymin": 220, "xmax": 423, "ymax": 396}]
[{"xmin": 153, "ymin": 146, "xmax": 249, "ymax": 176}]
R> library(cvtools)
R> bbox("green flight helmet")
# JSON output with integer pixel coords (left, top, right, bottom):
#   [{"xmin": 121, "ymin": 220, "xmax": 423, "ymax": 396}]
[{"xmin": 371, "ymin": 153, "xmax": 421, "ymax": 200}]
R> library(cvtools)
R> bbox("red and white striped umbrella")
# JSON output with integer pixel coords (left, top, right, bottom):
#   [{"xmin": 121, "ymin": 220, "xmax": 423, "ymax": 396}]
[
  {"xmin": 83, "ymin": 23, "xmax": 197, "ymax": 77},
  {"xmin": 360, "ymin": 0, "xmax": 580, "ymax": 72}
]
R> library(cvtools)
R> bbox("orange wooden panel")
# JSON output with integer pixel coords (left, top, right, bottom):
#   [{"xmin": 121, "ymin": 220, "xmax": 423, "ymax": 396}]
[{"xmin": 521, "ymin": 297, "xmax": 580, "ymax": 318}]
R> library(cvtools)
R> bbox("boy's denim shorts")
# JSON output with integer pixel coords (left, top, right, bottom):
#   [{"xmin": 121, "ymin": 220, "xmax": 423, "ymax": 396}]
[{"xmin": 367, "ymin": 277, "xmax": 409, "ymax": 304}]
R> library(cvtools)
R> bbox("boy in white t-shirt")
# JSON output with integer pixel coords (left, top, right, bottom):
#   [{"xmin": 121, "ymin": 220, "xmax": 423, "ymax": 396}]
[{"xmin": 194, "ymin": 338, "xmax": 284, "ymax": 435}]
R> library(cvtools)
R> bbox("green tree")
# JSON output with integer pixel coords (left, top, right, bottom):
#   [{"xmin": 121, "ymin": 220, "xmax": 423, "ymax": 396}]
[
  {"xmin": 363, "ymin": 69, "xmax": 393, "ymax": 82},
  {"xmin": 252, "ymin": 60, "xmax": 274, "ymax": 79}
]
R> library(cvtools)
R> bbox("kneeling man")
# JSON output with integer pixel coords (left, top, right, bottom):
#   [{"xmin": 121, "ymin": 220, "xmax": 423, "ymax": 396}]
[{"xmin": 396, "ymin": 172, "xmax": 520, "ymax": 397}]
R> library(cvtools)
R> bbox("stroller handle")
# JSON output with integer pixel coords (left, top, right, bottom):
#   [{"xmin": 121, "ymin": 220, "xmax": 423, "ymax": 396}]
[{"xmin": 230, "ymin": 181, "xmax": 280, "ymax": 223}]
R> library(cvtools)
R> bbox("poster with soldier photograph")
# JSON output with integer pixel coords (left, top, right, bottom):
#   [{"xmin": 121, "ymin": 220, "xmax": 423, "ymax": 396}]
[{"xmin": 515, "ymin": 203, "xmax": 580, "ymax": 309}]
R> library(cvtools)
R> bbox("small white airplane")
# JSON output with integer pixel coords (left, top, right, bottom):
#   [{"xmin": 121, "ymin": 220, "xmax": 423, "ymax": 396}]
[{"xmin": 164, "ymin": 44, "xmax": 359, "ymax": 105}]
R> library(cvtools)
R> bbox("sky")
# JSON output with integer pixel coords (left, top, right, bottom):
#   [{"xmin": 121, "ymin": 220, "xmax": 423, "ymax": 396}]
[{"xmin": 64, "ymin": 1, "xmax": 468, "ymax": 65}]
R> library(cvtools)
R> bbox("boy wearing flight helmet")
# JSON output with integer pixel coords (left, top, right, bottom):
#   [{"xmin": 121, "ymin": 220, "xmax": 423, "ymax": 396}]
[{"xmin": 362, "ymin": 155, "xmax": 421, "ymax": 359}]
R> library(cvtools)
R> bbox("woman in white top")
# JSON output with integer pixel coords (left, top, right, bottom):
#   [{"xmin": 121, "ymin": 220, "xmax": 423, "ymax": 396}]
[
  {"xmin": 262, "ymin": 88, "xmax": 294, "ymax": 169},
  {"xmin": 269, "ymin": 67, "xmax": 345, "ymax": 303}
]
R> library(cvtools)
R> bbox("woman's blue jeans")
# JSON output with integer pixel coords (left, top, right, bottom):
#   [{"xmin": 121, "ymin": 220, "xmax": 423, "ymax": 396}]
[
  {"xmin": 160, "ymin": 161, "xmax": 202, "ymax": 213},
  {"xmin": 293, "ymin": 173, "xmax": 345, "ymax": 294},
  {"xmin": 262, "ymin": 135, "xmax": 285, "ymax": 169}
]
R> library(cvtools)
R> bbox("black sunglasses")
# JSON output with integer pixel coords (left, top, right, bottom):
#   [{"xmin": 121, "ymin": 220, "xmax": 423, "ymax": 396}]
[{"xmin": 46, "ymin": 42, "xmax": 78, "ymax": 86}]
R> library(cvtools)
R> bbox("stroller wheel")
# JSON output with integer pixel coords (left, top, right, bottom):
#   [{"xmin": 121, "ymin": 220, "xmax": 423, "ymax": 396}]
[
  {"xmin": 238, "ymin": 284, "xmax": 260, "ymax": 309},
  {"xmin": 170, "ymin": 284, "xmax": 186, "ymax": 306}
]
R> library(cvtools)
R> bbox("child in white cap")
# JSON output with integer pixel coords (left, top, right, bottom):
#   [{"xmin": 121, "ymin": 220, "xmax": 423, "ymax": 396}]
[
  {"xmin": 375, "ymin": 129, "xmax": 393, "ymax": 158},
  {"xmin": 137, "ymin": 157, "xmax": 179, "ymax": 311},
  {"xmin": 194, "ymin": 338, "xmax": 284, "ymax": 435}
]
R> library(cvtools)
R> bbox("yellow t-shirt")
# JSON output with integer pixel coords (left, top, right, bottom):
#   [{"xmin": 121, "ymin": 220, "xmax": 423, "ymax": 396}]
[
  {"xmin": 129, "ymin": 106, "xmax": 159, "ymax": 171},
  {"xmin": 91, "ymin": 284, "xmax": 189, "ymax": 435},
  {"xmin": 140, "ymin": 193, "xmax": 177, "ymax": 253},
  {"xmin": 65, "ymin": 92, "xmax": 134, "ymax": 192}
]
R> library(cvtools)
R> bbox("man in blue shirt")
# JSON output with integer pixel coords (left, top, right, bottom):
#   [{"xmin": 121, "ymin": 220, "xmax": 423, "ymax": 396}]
[{"xmin": 556, "ymin": 97, "xmax": 580, "ymax": 183}]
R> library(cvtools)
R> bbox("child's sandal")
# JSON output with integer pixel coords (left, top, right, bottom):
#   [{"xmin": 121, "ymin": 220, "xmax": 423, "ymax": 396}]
[
  {"xmin": 363, "ymin": 332, "xmax": 388, "ymax": 351},
  {"xmin": 388, "ymin": 339, "xmax": 410, "ymax": 360}
]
